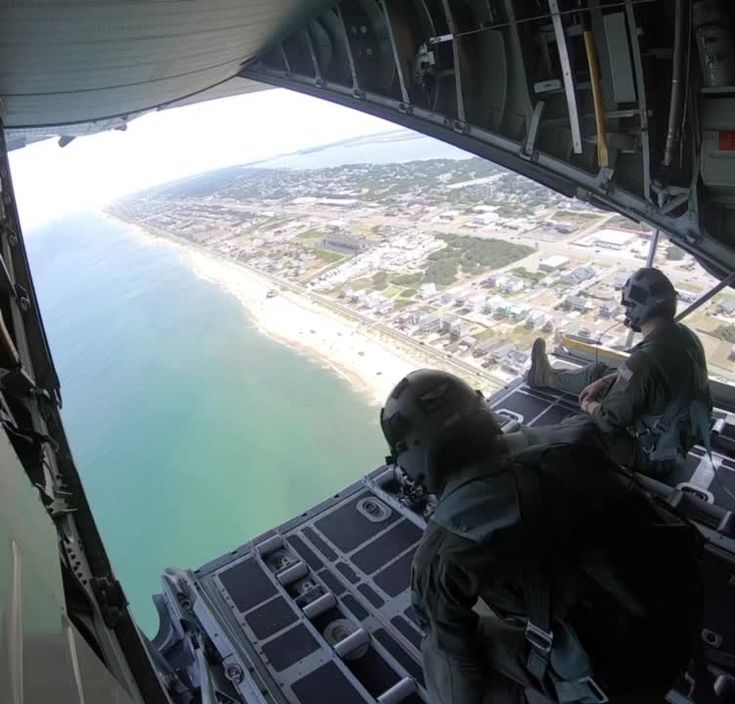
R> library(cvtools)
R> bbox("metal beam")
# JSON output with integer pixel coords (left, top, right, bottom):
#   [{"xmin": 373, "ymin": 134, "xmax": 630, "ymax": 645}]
[
  {"xmin": 675, "ymin": 272, "xmax": 735, "ymax": 323},
  {"xmin": 440, "ymin": 0, "xmax": 466, "ymax": 122},
  {"xmin": 303, "ymin": 29, "xmax": 322, "ymax": 83},
  {"xmin": 378, "ymin": 0, "xmax": 409, "ymax": 104},
  {"xmin": 522, "ymin": 101, "xmax": 545, "ymax": 158},
  {"xmin": 548, "ymin": 0, "xmax": 583, "ymax": 154},
  {"xmin": 625, "ymin": 0, "xmax": 652, "ymax": 202},
  {"xmin": 583, "ymin": 30, "xmax": 609, "ymax": 167},
  {"xmin": 336, "ymin": 6, "xmax": 360, "ymax": 93}
]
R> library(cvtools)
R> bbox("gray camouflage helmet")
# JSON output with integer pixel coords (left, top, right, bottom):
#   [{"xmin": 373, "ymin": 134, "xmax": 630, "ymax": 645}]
[
  {"xmin": 621, "ymin": 267, "xmax": 677, "ymax": 332},
  {"xmin": 380, "ymin": 369, "xmax": 501, "ymax": 493}
]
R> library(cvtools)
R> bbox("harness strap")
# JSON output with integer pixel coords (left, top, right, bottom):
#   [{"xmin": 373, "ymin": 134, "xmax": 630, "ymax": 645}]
[
  {"xmin": 512, "ymin": 450, "xmax": 609, "ymax": 703},
  {"xmin": 635, "ymin": 348, "xmax": 710, "ymax": 460},
  {"xmin": 553, "ymin": 677, "xmax": 608, "ymax": 704},
  {"xmin": 512, "ymin": 457, "xmax": 554, "ymax": 686}
]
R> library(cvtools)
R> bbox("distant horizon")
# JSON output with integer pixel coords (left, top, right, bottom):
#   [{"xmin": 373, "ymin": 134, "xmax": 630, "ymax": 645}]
[
  {"xmin": 114, "ymin": 129, "xmax": 474, "ymax": 202},
  {"xmin": 9, "ymin": 89, "xmax": 404, "ymax": 230}
]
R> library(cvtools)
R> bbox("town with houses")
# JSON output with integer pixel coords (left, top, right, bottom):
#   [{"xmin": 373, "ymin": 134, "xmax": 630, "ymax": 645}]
[{"xmin": 110, "ymin": 157, "xmax": 735, "ymax": 388}]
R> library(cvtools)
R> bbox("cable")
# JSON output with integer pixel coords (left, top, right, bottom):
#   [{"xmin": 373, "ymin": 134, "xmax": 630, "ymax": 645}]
[{"xmin": 428, "ymin": 0, "xmax": 659, "ymax": 44}]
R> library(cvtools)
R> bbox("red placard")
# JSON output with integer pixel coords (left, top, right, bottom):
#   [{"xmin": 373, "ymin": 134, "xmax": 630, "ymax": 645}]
[{"xmin": 719, "ymin": 131, "xmax": 735, "ymax": 151}]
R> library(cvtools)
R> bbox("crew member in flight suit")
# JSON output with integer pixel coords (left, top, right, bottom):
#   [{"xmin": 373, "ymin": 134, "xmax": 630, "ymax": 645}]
[
  {"xmin": 527, "ymin": 267, "xmax": 712, "ymax": 474},
  {"xmin": 380, "ymin": 369, "xmax": 700, "ymax": 704}
]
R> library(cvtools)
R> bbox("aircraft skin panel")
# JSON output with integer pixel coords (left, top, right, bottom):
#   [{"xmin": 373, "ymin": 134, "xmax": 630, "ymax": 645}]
[
  {"xmin": 0, "ymin": 425, "xmax": 137, "ymax": 704},
  {"xmin": 0, "ymin": 0, "xmax": 312, "ymax": 129}
]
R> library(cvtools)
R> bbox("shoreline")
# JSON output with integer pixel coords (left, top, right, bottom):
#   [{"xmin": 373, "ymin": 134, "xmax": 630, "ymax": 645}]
[{"xmin": 109, "ymin": 212, "xmax": 418, "ymax": 406}]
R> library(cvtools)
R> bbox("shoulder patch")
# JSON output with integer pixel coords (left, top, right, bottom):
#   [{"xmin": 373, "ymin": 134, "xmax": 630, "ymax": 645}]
[{"xmin": 618, "ymin": 362, "xmax": 634, "ymax": 383}]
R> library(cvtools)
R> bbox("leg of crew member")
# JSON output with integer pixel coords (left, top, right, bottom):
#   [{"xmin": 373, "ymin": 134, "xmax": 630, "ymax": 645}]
[
  {"xmin": 420, "ymin": 619, "xmax": 535, "ymax": 704},
  {"xmin": 527, "ymin": 338, "xmax": 614, "ymax": 396}
]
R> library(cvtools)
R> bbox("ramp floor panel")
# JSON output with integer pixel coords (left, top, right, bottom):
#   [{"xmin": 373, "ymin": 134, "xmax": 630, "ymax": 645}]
[
  {"xmin": 291, "ymin": 662, "xmax": 367, "ymax": 704},
  {"xmin": 315, "ymin": 493, "xmax": 400, "ymax": 552}
]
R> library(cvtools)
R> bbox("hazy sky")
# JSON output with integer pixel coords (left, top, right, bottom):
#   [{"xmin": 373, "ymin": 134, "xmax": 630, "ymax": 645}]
[{"xmin": 9, "ymin": 88, "xmax": 396, "ymax": 230}]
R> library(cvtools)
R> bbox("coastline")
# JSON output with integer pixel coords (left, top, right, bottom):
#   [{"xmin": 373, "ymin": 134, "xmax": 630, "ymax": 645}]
[{"xmin": 110, "ymin": 213, "xmax": 418, "ymax": 406}]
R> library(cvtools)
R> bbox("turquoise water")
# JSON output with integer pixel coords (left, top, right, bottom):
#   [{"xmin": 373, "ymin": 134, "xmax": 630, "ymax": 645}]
[{"xmin": 26, "ymin": 212, "xmax": 386, "ymax": 633}]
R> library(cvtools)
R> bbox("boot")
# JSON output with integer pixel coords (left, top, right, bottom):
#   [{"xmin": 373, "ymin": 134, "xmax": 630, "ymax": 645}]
[{"xmin": 526, "ymin": 338, "xmax": 553, "ymax": 389}]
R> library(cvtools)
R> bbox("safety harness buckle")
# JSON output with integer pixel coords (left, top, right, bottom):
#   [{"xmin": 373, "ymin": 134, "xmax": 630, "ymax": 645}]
[
  {"xmin": 525, "ymin": 620, "xmax": 553, "ymax": 654},
  {"xmin": 554, "ymin": 676, "xmax": 609, "ymax": 704}
]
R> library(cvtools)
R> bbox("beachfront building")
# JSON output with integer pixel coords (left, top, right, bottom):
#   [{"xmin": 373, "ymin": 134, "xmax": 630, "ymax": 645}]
[
  {"xmin": 490, "ymin": 343, "xmax": 514, "ymax": 363},
  {"xmin": 539, "ymin": 255, "xmax": 570, "ymax": 272},
  {"xmin": 438, "ymin": 210, "xmax": 461, "ymax": 221},
  {"xmin": 317, "ymin": 198, "xmax": 359, "ymax": 208},
  {"xmin": 562, "ymin": 266, "xmax": 596, "ymax": 285},
  {"xmin": 474, "ymin": 340, "xmax": 497, "ymax": 358},
  {"xmin": 600, "ymin": 302, "xmax": 624, "ymax": 319},
  {"xmin": 440, "ymin": 314, "xmax": 458, "ymax": 333},
  {"xmin": 564, "ymin": 296, "xmax": 592, "ymax": 312},
  {"xmin": 459, "ymin": 336, "xmax": 477, "ymax": 352},
  {"xmin": 449, "ymin": 321, "xmax": 470, "ymax": 341},
  {"xmin": 419, "ymin": 313, "xmax": 441, "ymax": 332},
  {"xmin": 508, "ymin": 304, "xmax": 529, "ymax": 321},
  {"xmin": 468, "ymin": 293, "xmax": 487, "ymax": 312},
  {"xmin": 594, "ymin": 228, "xmax": 635, "ymax": 250},
  {"xmin": 716, "ymin": 297, "xmax": 735, "ymax": 317},
  {"xmin": 453, "ymin": 290, "xmax": 470, "ymax": 307},
  {"xmin": 322, "ymin": 232, "xmax": 369, "ymax": 254},
  {"xmin": 498, "ymin": 275, "xmax": 525, "ymax": 293}
]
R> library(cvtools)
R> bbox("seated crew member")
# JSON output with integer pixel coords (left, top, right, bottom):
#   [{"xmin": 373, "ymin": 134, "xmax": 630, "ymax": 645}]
[
  {"xmin": 380, "ymin": 369, "xmax": 701, "ymax": 704},
  {"xmin": 527, "ymin": 267, "xmax": 712, "ymax": 474}
]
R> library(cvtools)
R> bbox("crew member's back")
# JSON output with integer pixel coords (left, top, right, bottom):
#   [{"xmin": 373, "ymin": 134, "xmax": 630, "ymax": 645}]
[{"xmin": 381, "ymin": 369, "xmax": 702, "ymax": 704}]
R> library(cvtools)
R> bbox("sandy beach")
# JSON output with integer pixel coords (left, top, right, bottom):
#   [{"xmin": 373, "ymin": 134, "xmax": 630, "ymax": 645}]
[
  {"xmin": 185, "ymin": 250, "xmax": 418, "ymax": 405},
  {"xmin": 111, "ymin": 211, "xmax": 419, "ymax": 406}
]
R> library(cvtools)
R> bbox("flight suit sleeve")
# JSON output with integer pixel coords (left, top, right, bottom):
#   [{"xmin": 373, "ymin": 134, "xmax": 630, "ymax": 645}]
[
  {"xmin": 418, "ymin": 557, "xmax": 486, "ymax": 704},
  {"xmin": 588, "ymin": 351, "xmax": 652, "ymax": 433}
]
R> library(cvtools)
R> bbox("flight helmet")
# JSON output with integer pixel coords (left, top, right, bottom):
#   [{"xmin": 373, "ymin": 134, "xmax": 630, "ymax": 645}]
[
  {"xmin": 621, "ymin": 268, "xmax": 677, "ymax": 332},
  {"xmin": 380, "ymin": 369, "xmax": 500, "ymax": 493}
]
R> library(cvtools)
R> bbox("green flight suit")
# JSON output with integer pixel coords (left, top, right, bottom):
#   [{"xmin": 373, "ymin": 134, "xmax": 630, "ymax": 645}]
[
  {"xmin": 411, "ymin": 438, "xmax": 695, "ymax": 704},
  {"xmin": 547, "ymin": 322, "xmax": 711, "ymax": 473}
]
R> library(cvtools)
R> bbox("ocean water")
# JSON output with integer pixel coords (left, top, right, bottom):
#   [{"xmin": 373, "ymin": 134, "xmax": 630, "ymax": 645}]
[
  {"xmin": 26, "ymin": 212, "xmax": 386, "ymax": 634},
  {"xmin": 256, "ymin": 129, "xmax": 472, "ymax": 170}
]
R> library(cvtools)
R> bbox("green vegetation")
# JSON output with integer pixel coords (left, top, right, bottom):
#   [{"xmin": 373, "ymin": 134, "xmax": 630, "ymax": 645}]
[
  {"xmin": 442, "ymin": 234, "xmax": 533, "ymax": 268},
  {"xmin": 348, "ymin": 277, "xmax": 373, "ymax": 290},
  {"xmin": 422, "ymin": 235, "xmax": 533, "ymax": 287},
  {"xmin": 511, "ymin": 267, "xmax": 544, "ymax": 284},
  {"xmin": 391, "ymin": 298, "xmax": 413, "ymax": 311},
  {"xmin": 552, "ymin": 210, "xmax": 600, "ymax": 223},
  {"xmin": 474, "ymin": 327, "xmax": 497, "ymax": 342},
  {"xmin": 393, "ymin": 272, "xmax": 423, "ymax": 286},
  {"xmin": 424, "ymin": 257, "xmax": 460, "ymax": 286},
  {"xmin": 372, "ymin": 271, "xmax": 388, "ymax": 290},
  {"xmin": 713, "ymin": 325, "xmax": 735, "ymax": 344},
  {"xmin": 401, "ymin": 288, "xmax": 417, "ymax": 298},
  {"xmin": 314, "ymin": 248, "xmax": 346, "ymax": 264},
  {"xmin": 298, "ymin": 228, "xmax": 325, "ymax": 241}
]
